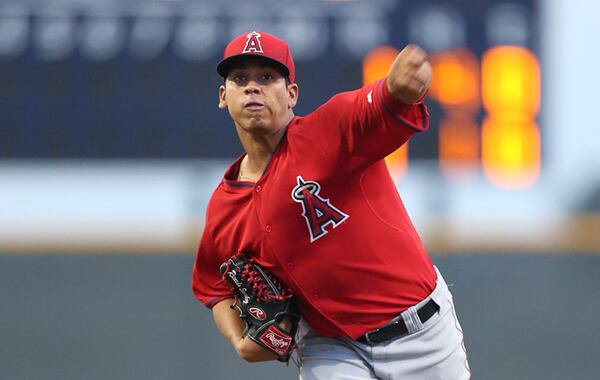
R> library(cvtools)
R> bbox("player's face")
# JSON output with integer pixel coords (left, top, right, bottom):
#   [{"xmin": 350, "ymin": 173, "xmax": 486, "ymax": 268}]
[{"xmin": 218, "ymin": 58, "xmax": 298, "ymax": 135}]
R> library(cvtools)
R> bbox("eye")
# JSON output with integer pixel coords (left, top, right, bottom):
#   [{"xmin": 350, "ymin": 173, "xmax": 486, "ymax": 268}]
[
  {"xmin": 232, "ymin": 74, "xmax": 246, "ymax": 83},
  {"xmin": 262, "ymin": 73, "xmax": 273, "ymax": 80}
]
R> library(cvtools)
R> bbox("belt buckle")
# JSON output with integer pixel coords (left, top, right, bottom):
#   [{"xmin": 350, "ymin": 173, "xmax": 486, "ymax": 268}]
[{"xmin": 363, "ymin": 327, "xmax": 380, "ymax": 345}]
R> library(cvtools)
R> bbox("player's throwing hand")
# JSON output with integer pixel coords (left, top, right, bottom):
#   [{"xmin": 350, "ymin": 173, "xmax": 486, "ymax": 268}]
[{"xmin": 386, "ymin": 44, "xmax": 433, "ymax": 105}]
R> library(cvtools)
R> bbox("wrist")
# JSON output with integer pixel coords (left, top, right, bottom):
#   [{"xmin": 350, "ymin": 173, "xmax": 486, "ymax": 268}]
[
  {"xmin": 385, "ymin": 77, "xmax": 427, "ymax": 104},
  {"xmin": 235, "ymin": 336, "xmax": 278, "ymax": 363},
  {"xmin": 381, "ymin": 78, "xmax": 412, "ymax": 114}
]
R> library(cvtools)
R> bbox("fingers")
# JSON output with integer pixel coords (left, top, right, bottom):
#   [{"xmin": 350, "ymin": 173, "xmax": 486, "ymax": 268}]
[
  {"xmin": 387, "ymin": 44, "xmax": 432, "ymax": 104},
  {"xmin": 399, "ymin": 44, "xmax": 427, "ymax": 68},
  {"xmin": 403, "ymin": 63, "xmax": 430, "ymax": 91},
  {"xmin": 414, "ymin": 60, "xmax": 433, "ymax": 91}
]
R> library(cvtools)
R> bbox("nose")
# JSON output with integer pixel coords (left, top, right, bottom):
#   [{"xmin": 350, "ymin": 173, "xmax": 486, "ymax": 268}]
[{"xmin": 244, "ymin": 80, "xmax": 261, "ymax": 95}]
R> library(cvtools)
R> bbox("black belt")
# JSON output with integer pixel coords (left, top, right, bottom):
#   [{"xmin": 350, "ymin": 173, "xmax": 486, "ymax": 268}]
[{"xmin": 357, "ymin": 299, "xmax": 439, "ymax": 345}]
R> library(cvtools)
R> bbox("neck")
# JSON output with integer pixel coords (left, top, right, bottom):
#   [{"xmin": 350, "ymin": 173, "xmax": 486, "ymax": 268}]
[{"xmin": 236, "ymin": 113, "xmax": 293, "ymax": 173}]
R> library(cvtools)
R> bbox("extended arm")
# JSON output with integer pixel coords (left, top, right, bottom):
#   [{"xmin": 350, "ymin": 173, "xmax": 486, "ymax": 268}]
[{"xmin": 292, "ymin": 45, "xmax": 431, "ymax": 169}]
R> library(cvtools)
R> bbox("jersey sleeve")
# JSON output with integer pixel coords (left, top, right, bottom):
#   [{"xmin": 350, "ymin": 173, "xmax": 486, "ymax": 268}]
[
  {"xmin": 295, "ymin": 78, "xmax": 429, "ymax": 169},
  {"xmin": 191, "ymin": 220, "xmax": 232, "ymax": 309}
]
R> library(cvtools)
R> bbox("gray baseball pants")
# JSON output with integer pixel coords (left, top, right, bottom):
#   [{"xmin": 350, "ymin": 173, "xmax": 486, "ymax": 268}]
[{"xmin": 295, "ymin": 267, "xmax": 470, "ymax": 379}]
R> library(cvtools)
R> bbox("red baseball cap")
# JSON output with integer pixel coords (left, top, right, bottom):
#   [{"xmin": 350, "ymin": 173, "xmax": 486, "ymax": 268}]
[{"xmin": 217, "ymin": 30, "xmax": 295, "ymax": 83}]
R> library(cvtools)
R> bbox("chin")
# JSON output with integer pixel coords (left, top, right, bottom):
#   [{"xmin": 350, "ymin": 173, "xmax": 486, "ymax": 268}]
[{"xmin": 244, "ymin": 117, "xmax": 271, "ymax": 131}]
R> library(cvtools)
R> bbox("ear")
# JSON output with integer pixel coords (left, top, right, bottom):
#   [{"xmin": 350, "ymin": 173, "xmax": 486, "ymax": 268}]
[
  {"xmin": 287, "ymin": 83, "xmax": 299, "ymax": 109},
  {"xmin": 218, "ymin": 84, "xmax": 227, "ymax": 109}
]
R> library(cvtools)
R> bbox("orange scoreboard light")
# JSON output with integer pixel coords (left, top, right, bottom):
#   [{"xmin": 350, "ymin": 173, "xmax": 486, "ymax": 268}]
[
  {"xmin": 481, "ymin": 46, "xmax": 541, "ymax": 189},
  {"xmin": 361, "ymin": 43, "xmax": 541, "ymax": 189},
  {"xmin": 429, "ymin": 49, "xmax": 481, "ymax": 181}
]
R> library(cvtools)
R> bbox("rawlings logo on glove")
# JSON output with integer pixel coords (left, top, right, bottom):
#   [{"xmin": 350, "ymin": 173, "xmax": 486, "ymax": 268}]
[
  {"xmin": 220, "ymin": 253, "xmax": 300, "ymax": 362},
  {"xmin": 248, "ymin": 307, "xmax": 267, "ymax": 320},
  {"xmin": 259, "ymin": 327, "xmax": 293, "ymax": 356}
]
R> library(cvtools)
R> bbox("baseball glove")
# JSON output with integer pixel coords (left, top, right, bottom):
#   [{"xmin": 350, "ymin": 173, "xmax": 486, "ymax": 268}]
[{"xmin": 220, "ymin": 253, "xmax": 300, "ymax": 362}]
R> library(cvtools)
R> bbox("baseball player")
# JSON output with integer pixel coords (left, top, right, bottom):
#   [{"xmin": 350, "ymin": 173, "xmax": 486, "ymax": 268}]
[{"xmin": 192, "ymin": 30, "xmax": 470, "ymax": 379}]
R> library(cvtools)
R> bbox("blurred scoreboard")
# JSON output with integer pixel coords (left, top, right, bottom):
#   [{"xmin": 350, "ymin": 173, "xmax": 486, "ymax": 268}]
[
  {"xmin": 0, "ymin": 0, "xmax": 539, "ymax": 188},
  {"xmin": 366, "ymin": 0, "xmax": 540, "ymax": 189}
]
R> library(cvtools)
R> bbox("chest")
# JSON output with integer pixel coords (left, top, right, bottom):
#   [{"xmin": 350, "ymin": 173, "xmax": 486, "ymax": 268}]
[{"xmin": 210, "ymin": 152, "xmax": 352, "ymax": 258}]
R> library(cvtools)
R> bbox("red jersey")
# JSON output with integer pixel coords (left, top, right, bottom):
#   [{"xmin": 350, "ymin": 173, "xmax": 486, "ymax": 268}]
[{"xmin": 192, "ymin": 78, "xmax": 436, "ymax": 339}]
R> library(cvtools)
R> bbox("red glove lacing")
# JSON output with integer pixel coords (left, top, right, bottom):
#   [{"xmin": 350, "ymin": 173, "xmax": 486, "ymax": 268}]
[{"xmin": 241, "ymin": 263, "xmax": 291, "ymax": 303}]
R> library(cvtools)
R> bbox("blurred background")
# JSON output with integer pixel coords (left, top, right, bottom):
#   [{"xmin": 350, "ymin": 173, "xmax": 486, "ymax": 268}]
[{"xmin": 1, "ymin": 0, "xmax": 599, "ymax": 379}]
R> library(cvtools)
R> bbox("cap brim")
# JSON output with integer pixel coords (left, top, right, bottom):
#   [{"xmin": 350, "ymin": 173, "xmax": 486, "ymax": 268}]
[{"xmin": 217, "ymin": 54, "xmax": 290, "ymax": 80}]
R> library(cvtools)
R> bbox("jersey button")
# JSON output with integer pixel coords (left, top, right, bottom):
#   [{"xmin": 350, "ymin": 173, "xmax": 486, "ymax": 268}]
[
  {"xmin": 255, "ymin": 185, "xmax": 262, "ymax": 193},
  {"xmin": 265, "ymin": 225, "xmax": 272, "ymax": 233},
  {"xmin": 286, "ymin": 261, "xmax": 294, "ymax": 269},
  {"xmin": 313, "ymin": 292, "xmax": 319, "ymax": 299}
]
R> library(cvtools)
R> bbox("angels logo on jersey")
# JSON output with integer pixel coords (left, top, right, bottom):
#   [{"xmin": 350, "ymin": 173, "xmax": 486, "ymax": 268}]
[
  {"xmin": 291, "ymin": 176, "xmax": 349, "ymax": 243},
  {"xmin": 242, "ymin": 31, "xmax": 263, "ymax": 53}
]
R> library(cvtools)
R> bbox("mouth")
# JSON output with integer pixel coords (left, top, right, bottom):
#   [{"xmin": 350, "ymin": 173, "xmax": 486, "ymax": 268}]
[{"xmin": 244, "ymin": 101, "xmax": 265, "ymax": 111}]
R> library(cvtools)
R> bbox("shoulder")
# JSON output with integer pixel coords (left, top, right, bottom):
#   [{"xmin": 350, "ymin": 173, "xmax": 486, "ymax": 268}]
[
  {"xmin": 301, "ymin": 82, "xmax": 382, "ymax": 124},
  {"xmin": 287, "ymin": 92, "xmax": 352, "ymax": 133},
  {"xmin": 204, "ymin": 182, "xmax": 224, "ymax": 217},
  {"xmin": 204, "ymin": 157, "xmax": 240, "ymax": 213}
]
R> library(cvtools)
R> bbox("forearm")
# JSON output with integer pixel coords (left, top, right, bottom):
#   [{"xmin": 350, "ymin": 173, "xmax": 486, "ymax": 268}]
[
  {"xmin": 212, "ymin": 298, "xmax": 245, "ymax": 346},
  {"xmin": 212, "ymin": 298, "xmax": 279, "ymax": 362}
]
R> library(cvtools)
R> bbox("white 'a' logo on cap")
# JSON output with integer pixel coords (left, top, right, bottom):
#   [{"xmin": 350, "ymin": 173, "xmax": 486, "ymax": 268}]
[{"xmin": 242, "ymin": 31, "xmax": 263, "ymax": 53}]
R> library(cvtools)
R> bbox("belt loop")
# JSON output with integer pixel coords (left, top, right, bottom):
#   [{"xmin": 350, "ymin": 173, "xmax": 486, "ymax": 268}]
[{"xmin": 402, "ymin": 305, "xmax": 424, "ymax": 334}]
